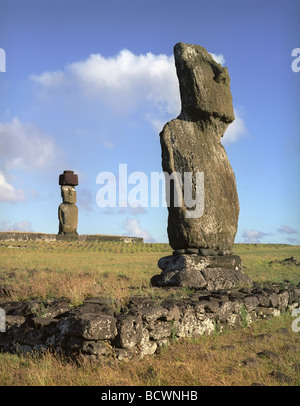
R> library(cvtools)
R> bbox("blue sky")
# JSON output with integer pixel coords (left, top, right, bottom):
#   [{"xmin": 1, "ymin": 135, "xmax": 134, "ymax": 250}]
[{"xmin": 0, "ymin": 0, "xmax": 299, "ymax": 244}]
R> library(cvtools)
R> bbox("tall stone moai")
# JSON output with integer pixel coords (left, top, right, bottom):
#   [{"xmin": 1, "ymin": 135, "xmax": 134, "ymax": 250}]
[
  {"xmin": 151, "ymin": 43, "xmax": 252, "ymax": 290},
  {"xmin": 58, "ymin": 170, "xmax": 78, "ymax": 236}
]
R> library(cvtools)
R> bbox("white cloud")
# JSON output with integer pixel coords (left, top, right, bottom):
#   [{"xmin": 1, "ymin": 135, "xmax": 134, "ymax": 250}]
[
  {"xmin": 31, "ymin": 70, "xmax": 66, "ymax": 87},
  {"xmin": 242, "ymin": 229, "xmax": 270, "ymax": 243},
  {"xmin": 0, "ymin": 220, "xmax": 33, "ymax": 232},
  {"xmin": 102, "ymin": 139, "xmax": 115, "ymax": 149},
  {"xmin": 0, "ymin": 117, "xmax": 62, "ymax": 172},
  {"xmin": 30, "ymin": 48, "xmax": 246, "ymax": 143},
  {"xmin": 30, "ymin": 49, "xmax": 225, "ymax": 119},
  {"xmin": 222, "ymin": 109, "xmax": 247, "ymax": 145},
  {"xmin": 144, "ymin": 114, "xmax": 167, "ymax": 134},
  {"xmin": 0, "ymin": 171, "xmax": 25, "ymax": 203},
  {"xmin": 31, "ymin": 50, "xmax": 181, "ymax": 117},
  {"xmin": 123, "ymin": 217, "xmax": 155, "ymax": 242},
  {"xmin": 286, "ymin": 237, "xmax": 299, "ymax": 245},
  {"xmin": 210, "ymin": 53, "xmax": 225, "ymax": 65},
  {"xmin": 0, "ymin": 117, "xmax": 64, "ymax": 204},
  {"xmin": 277, "ymin": 225, "xmax": 298, "ymax": 234}
]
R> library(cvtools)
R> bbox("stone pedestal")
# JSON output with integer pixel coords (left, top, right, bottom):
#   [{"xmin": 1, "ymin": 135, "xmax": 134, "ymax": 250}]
[{"xmin": 151, "ymin": 254, "xmax": 253, "ymax": 291}]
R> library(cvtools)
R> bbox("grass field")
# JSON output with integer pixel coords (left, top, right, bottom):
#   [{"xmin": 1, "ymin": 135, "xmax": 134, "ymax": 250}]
[{"xmin": 0, "ymin": 240, "xmax": 299, "ymax": 386}]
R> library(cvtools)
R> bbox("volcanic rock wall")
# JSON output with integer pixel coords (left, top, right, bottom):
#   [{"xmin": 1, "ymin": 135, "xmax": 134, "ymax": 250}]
[{"xmin": 0, "ymin": 282, "xmax": 299, "ymax": 362}]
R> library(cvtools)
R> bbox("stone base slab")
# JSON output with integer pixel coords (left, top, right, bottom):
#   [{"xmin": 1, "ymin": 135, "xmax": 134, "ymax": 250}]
[{"xmin": 151, "ymin": 254, "xmax": 253, "ymax": 290}]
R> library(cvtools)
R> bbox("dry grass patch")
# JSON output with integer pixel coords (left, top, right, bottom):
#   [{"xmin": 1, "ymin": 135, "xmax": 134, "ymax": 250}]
[
  {"xmin": 0, "ymin": 241, "xmax": 171, "ymax": 304},
  {"xmin": 1, "ymin": 242, "xmax": 299, "ymax": 305}
]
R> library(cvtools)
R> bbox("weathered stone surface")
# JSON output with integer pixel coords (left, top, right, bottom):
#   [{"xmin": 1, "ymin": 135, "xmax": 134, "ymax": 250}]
[
  {"xmin": 277, "ymin": 291, "xmax": 289, "ymax": 309},
  {"xmin": 257, "ymin": 350, "xmax": 279, "ymax": 360},
  {"xmin": 160, "ymin": 42, "xmax": 239, "ymax": 252},
  {"xmin": 158, "ymin": 254, "xmax": 242, "ymax": 272},
  {"xmin": 80, "ymin": 340, "xmax": 113, "ymax": 357},
  {"xmin": 137, "ymin": 306, "xmax": 169, "ymax": 324},
  {"xmin": 71, "ymin": 297, "xmax": 115, "ymax": 318},
  {"xmin": 205, "ymin": 268, "xmax": 251, "ymax": 290},
  {"xmin": 152, "ymin": 254, "xmax": 252, "ymax": 290},
  {"xmin": 270, "ymin": 371, "xmax": 293, "ymax": 384},
  {"xmin": 116, "ymin": 314, "xmax": 143, "ymax": 349},
  {"xmin": 138, "ymin": 328, "xmax": 157, "ymax": 355},
  {"xmin": 176, "ymin": 268, "xmax": 208, "ymax": 289},
  {"xmin": 58, "ymin": 313, "xmax": 117, "ymax": 340},
  {"xmin": 174, "ymin": 43, "xmax": 235, "ymax": 122},
  {"xmin": 243, "ymin": 296, "xmax": 260, "ymax": 311},
  {"xmin": 5, "ymin": 315, "xmax": 26, "ymax": 327},
  {"xmin": 59, "ymin": 170, "xmax": 78, "ymax": 187},
  {"xmin": 0, "ymin": 281, "xmax": 298, "ymax": 362},
  {"xmin": 60, "ymin": 185, "xmax": 77, "ymax": 205},
  {"xmin": 193, "ymin": 300, "xmax": 219, "ymax": 315},
  {"xmin": 33, "ymin": 317, "xmax": 59, "ymax": 335},
  {"xmin": 58, "ymin": 202, "xmax": 78, "ymax": 235},
  {"xmin": 148, "ymin": 321, "xmax": 172, "ymax": 341},
  {"xmin": 38, "ymin": 299, "xmax": 71, "ymax": 319},
  {"xmin": 241, "ymin": 357, "xmax": 261, "ymax": 367}
]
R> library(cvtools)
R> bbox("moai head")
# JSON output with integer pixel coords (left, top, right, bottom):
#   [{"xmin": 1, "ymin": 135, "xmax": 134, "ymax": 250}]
[
  {"xmin": 174, "ymin": 42, "xmax": 235, "ymax": 124},
  {"xmin": 61, "ymin": 185, "xmax": 77, "ymax": 204},
  {"xmin": 59, "ymin": 170, "xmax": 78, "ymax": 204}
]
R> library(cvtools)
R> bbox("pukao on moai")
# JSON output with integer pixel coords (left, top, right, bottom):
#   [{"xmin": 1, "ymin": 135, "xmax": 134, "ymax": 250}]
[
  {"xmin": 151, "ymin": 43, "xmax": 253, "ymax": 290},
  {"xmin": 58, "ymin": 170, "xmax": 78, "ymax": 235}
]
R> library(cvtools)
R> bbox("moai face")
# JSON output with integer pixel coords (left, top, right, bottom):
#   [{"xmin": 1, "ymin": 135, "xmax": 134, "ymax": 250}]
[
  {"xmin": 174, "ymin": 42, "xmax": 235, "ymax": 123},
  {"xmin": 61, "ymin": 186, "xmax": 77, "ymax": 204}
]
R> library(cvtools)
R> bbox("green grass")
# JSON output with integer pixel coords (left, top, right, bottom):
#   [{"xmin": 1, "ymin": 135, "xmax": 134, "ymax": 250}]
[{"xmin": 233, "ymin": 243, "xmax": 300, "ymax": 285}]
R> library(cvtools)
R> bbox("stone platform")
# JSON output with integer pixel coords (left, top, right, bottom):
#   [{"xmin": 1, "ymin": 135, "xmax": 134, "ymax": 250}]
[
  {"xmin": 151, "ymin": 254, "xmax": 253, "ymax": 290},
  {"xmin": 0, "ymin": 232, "xmax": 143, "ymax": 244}
]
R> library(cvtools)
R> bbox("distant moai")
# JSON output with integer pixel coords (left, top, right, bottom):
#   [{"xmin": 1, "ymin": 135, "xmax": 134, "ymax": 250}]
[{"xmin": 58, "ymin": 170, "xmax": 78, "ymax": 236}]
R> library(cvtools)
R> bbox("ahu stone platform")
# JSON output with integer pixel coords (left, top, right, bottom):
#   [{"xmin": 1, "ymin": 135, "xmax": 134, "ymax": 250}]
[
  {"xmin": 0, "ymin": 232, "xmax": 143, "ymax": 244},
  {"xmin": 151, "ymin": 254, "xmax": 253, "ymax": 290}
]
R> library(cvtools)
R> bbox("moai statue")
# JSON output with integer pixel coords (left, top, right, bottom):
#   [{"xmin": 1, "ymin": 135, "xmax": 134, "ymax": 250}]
[
  {"xmin": 161, "ymin": 42, "xmax": 239, "ymax": 255},
  {"xmin": 151, "ymin": 43, "xmax": 252, "ymax": 290},
  {"xmin": 58, "ymin": 170, "xmax": 78, "ymax": 236}
]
